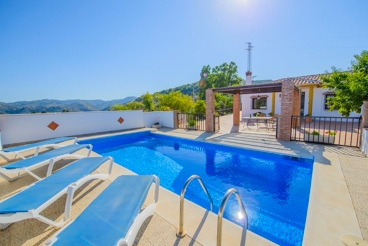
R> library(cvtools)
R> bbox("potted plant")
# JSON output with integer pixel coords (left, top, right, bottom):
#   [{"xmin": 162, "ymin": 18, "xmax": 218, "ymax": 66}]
[
  {"xmin": 305, "ymin": 114, "xmax": 313, "ymax": 123},
  {"xmin": 304, "ymin": 130, "xmax": 320, "ymax": 142},
  {"xmin": 324, "ymin": 130, "xmax": 337, "ymax": 144},
  {"xmin": 304, "ymin": 130, "xmax": 336, "ymax": 144},
  {"xmin": 268, "ymin": 112, "xmax": 274, "ymax": 117},
  {"xmin": 152, "ymin": 116, "xmax": 161, "ymax": 129},
  {"xmin": 187, "ymin": 119, "xmax": 197, "ymax": 130}
]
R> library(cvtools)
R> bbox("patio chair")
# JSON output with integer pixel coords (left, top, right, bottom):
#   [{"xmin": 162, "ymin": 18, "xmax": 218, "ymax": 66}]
[
  {"xmin": 0, "ymin": 156, "xmax": 114, "ymax": 230},
  {"xmin": 45, "ymin": 175, "xmax": 160, "ymax": 246},
  {"xmin": 0, "ymin": 137, "xmax": 77, "ymax": 161},
  {"xmin": 0, "ymin": 144, "xmax": 92, "ymax": 181}
]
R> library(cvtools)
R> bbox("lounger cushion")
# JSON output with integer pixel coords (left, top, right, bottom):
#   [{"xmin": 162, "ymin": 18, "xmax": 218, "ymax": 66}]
[
  {"xmin": 52, "ymin": 175, "xmax": 155, "ymax": 246},
  {"xmin": 2, "ymin": 144, "xmax": 90, "ymax": 169},
  {"xmin": 0, "ymin": 157, "xmax": 110, "ymax": 214},
  {"xmin": 2, "ymin": 137, "xmax": 75, "ymax": 152}
]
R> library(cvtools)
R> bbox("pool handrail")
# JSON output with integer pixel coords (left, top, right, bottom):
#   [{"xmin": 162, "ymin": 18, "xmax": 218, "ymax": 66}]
[
  {"xmin": 176, "ymin": 175, "xmax": 213, "ymax": 238},
  {"xmin": 217, "ymin": 188, "xmax": 248, "ymax": 246}
]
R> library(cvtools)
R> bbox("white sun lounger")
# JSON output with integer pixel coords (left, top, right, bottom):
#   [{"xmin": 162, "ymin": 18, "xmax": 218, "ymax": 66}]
[
  {"xmin": 0, "ymin": 137, "xmax": 77, "ymax": 161},
  {"xmin": 45, "ymin": 175, "xmax": 160, "ymax": 246},
  {"xmin": 0, "ymin": 144, "xmax": 92, "ymax": 181},
  {"xmin": 0, "ymin": 156, "xmax": 114, "ymax": 230}
]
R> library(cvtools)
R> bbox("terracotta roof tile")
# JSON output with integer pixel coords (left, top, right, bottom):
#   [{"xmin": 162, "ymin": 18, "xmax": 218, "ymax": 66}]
[{"xmin": 267, "ymin": 74, "xmax": 329, "ymax": 85}]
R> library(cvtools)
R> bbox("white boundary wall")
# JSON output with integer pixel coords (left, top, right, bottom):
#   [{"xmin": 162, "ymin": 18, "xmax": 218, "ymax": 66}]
[
  {"xmin": 0, "ymin": 111, "xmax": 174, "ymax": 145},
  {"xmin": 143, "ymin": 111, "xmax": 174, "ymax": 128}
]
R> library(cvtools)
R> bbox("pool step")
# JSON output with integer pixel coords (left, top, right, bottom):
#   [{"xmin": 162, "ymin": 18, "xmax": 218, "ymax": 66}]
[{"xmin": 208, "ymin": 133, "xmax": 298, "ymax": 157}]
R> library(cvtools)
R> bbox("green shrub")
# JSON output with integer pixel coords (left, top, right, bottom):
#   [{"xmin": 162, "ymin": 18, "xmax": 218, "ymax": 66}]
[
  {"xmin": 306, "ymin": 131, "xmax": 319, "ymax": 135},
  {"xmin": 188, "ymin": 119, "xmax": 197, "ymax": 127}
]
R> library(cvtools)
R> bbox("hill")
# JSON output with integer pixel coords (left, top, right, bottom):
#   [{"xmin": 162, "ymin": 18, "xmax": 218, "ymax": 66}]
[
  {"xmin": 0, "ymin": 97, "xmax": 137, "ymax": 114},
  {"xmin": 134, "ymin": 79, "xmax": 272, "ymax": 101}
]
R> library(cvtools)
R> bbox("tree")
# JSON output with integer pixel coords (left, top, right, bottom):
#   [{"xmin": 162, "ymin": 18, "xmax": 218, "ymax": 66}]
[
  {"xmin": 321, "ymin": 50, "xmax": 368, "ymax": 116},
  {"xmin": 198, "ymin": 65, "xmax": 212, "ymax": 100},
  {"xmin": 198, "ymin": 62, "xmax": 242, "ymax": 100},
  {"xmin": 210, "ymin": 61, "xmax": 242, "ymax": 88},
  {"xmin": 110, "ymin": 101, "xmax": 145, "ymax": 111},
  {"xmin": 141, "ymin": 92, "xmax": 156, "ymax": 111},
  {"xmin": 194, "ymin": 100, "xmax": 206, "ymax": 113},
  {"xmin": 215, "ymin": 93, "xmax": 233, "ymax": 110},
  {"xmin": 156, "ymin": 91, "xmax": 194, "ymax": 112}
]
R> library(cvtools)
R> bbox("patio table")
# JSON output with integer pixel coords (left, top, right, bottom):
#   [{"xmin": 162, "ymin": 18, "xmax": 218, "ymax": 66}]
[{"xmin": 242, "ymin": 116, "xmax": 273, "ymax": 129}]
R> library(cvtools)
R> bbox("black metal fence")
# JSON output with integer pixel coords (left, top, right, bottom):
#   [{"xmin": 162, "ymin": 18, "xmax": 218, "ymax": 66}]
[
  {"xmin": 177, "ymin": 113, "xmax": 206, "ymax": 131},
  {"xmin": 291, "ymin": 116, "xmax": 362, "ymax": 147}
]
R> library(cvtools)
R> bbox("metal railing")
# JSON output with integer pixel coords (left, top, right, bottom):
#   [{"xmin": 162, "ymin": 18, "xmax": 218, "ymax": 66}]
[
  {"xmin": 176, "ymin": 175, "xmax": 213, "ymax": 238},
  {"xmin": 177, "ymin": 113, "xmax": 206, "ymax": 131},
  {"xmin": 217, "ymin": 188, "xmax": 248, "ymax": 246},
  {"xmin": 291, "ymin": 116, "xmax": 362, "ymax": 147},
  {"xmin": 214, "ymin": 114, "xmax": 220, "ymax": 132}
]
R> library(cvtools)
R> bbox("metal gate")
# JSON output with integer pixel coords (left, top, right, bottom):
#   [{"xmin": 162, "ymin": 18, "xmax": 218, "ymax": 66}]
[
  {"xmin": 214, "ymin": 114, "xmax": 220, "ymax": 132},
  {"xmin": 290, "ymin": 116, "xmax": 362, "ymax": 147},
  {"xmin": 177, "ymin": 113, "xmax": 206, "ymax": 131}
]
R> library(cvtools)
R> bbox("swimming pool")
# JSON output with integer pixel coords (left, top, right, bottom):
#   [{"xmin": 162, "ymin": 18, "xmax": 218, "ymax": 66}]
[{"xmin": 79, "ymin": 131, "xmax": 313, "ymax": 246}]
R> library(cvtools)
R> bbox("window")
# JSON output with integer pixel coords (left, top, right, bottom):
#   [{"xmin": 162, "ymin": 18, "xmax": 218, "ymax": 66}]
[
  {"xmin": 252, "ymin": 98, "xmax": 267, "ymax": 109},
  {"xmin": 324, "ymin": 94, "xmax": 335, "ymax": 110}
]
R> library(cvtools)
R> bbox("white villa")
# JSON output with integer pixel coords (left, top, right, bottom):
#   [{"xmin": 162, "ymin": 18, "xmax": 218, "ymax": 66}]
[{"xmin": 241, "ymin": 73, "xmax": 361, "ymax": 118}]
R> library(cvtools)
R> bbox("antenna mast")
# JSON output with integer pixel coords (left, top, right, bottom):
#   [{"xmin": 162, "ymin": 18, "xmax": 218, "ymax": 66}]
[{"xmin": 246, "ymin": 42, "xmax": 253, "ymax": 73}]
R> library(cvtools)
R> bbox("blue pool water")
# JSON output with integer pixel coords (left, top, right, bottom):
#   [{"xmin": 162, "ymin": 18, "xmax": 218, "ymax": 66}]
[{"xmin": 79, "ymin": 131, "xmax": 313, "ymax": 246}]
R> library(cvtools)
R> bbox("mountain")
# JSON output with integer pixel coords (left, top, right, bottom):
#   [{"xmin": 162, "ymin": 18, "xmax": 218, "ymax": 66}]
[{"xmin": 0, "ymin": 97, "xmax": 137, "ymax": 114}]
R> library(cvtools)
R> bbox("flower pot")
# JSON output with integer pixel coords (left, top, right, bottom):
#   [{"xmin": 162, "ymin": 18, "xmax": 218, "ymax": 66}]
[
  {"xmin": 304, "ymin": 134, "xmax": 335, "ymax": 144},
  {"xmin": 305, "ymin": 117, "xmax": 313, "ymax": 123},
  {"xmin": 187, "ymin": 126, "xmax": 197, "ymax": 130},
  {"xmin": 152, "ymin": 124, "xmax": 161, "ymax": 129}
]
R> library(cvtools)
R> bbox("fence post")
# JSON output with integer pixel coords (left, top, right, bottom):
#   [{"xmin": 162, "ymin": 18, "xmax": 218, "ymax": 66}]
[
  {"xmin": 361, "ymin": 101, "xmax": 368, "ymax": 129},
  {"xmin": 173, "ymin": 110, "xmax": 179, "ymax": 129}
]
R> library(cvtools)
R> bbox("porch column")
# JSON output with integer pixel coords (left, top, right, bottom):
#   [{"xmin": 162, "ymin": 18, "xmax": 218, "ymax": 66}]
[
  {"xmin": 205, "ymin": 89, "xmax": 215, "ymax": 132},
  {"xmin": 233, "ymin": 93, "xmax": 240, "ymax": 125},
  {"xmin": 277, "ymin": 79, "xmax": 295, "ymax": 140}
]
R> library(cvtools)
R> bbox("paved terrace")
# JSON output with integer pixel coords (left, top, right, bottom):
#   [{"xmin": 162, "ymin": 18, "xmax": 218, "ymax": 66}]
[{"xmin": 0, "ymin": 113, "xmax": 367, "ymax": 245}]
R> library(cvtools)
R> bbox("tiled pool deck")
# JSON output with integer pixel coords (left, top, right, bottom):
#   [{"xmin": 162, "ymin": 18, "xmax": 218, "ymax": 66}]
[{"xmin": 0, "ymin": 125, "xmax": 367, "ymax": 245}]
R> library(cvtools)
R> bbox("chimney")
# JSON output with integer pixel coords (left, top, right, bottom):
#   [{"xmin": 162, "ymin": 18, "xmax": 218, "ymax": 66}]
[{"xmin": 245, "ymin": 71, "xmax": 252, "ymax": 85}]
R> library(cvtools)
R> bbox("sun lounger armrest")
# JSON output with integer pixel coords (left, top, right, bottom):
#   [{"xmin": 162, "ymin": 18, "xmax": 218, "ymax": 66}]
[
  {"xmin": 63, "ymin": 157, "xmax": 114, "ymax": 221},
  {"xmin": 34, "ymin": 142, "xmax": 77, "ymax": 156},
  {"xmin": 153, "ymin": 175, "xmax": 159, "ymax": 203}
]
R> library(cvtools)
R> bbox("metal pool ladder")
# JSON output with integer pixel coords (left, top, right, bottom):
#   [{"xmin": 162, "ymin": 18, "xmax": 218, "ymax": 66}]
[
  {"xmin": 217, "ymin": 188, "xmax": 248, "ymax": 246},
  {"xmin": 176, "ymin": 175, "xmax": 213, "ymax": 238},
  {"xmin": 176, "ymin": 175, "xmax": 248, "ymax": 246}
]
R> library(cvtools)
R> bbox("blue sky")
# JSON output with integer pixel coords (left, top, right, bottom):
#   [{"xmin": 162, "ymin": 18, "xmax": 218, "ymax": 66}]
[{"xmin": 1, "ymin": 0, "xmax": 367, "ymax": 102}]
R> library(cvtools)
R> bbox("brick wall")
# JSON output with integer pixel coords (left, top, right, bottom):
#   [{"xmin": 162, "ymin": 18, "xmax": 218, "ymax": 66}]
[
  {"xmin": 233, "ymin": 93, "xmax": 240, "ymax": 125},
  {"xmin": 277, "ymin": 79, "xmax": 295, "ymax": 140}
]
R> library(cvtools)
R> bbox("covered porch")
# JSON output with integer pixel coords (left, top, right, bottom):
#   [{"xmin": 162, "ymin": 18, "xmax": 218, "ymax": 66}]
[{"xmin": 205, "ymin": 80, "xmax": 301, "ymax": 141}]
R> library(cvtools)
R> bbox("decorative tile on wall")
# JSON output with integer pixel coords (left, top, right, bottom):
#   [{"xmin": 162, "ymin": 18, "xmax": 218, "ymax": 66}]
[
  {"xmin": 117, "ymin": 117, "xmax": 124, "ymax": 124},
  {"xmin": 47, "ymin": 121, "xmax": 59, "ymax": 131}
]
